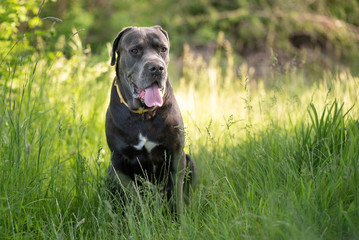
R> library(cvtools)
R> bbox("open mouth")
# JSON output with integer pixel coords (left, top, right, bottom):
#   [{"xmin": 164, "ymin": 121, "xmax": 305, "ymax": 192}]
[
  {"xmin": 132, "ymin": 82, "xmax": 165, "ymax": 107},
  {"xmin": 132, "ymin": 82, "xmax": 145, "ymax": 99}
]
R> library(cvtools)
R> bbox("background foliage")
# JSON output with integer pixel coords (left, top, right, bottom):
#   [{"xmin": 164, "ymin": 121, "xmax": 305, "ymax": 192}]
[{"xmin": 2, "ymin": 0, "xmax": 359, "ymax": 75}]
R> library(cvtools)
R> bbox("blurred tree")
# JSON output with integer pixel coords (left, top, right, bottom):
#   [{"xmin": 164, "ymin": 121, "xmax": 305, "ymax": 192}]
[
  {"xmin": 1, "ymin": 0, "xmax": 359, "ymax": 75},
  {"xmin": 0, "ymin": 0, "xmax": 45, "ymax": 65}
]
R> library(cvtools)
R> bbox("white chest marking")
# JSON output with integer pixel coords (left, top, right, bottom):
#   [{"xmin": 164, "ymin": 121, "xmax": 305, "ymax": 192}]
[{"xmin": 133, "ymin": 133, "xmax": 158, "ymax": 152}]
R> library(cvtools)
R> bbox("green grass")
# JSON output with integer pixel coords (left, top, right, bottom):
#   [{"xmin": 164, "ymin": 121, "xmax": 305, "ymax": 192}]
[{"xmin": 1, "ymin": 37, "xmax": 359, "ymax": 239}]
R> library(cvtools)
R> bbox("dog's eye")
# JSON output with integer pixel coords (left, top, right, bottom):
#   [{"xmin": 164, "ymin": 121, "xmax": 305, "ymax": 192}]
[
  {"xmin": 160, "ymin": 47, "xmax": 167, "ymax": 53},
  {"xmin": 130, "ymin": 49, "xmax": 139, "ymax": 54}
]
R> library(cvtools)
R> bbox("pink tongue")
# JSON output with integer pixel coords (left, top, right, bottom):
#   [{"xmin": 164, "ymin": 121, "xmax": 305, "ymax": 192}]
[{"xmin": 144, "ymin": 84, "xmax": 163, "ymax": 107}]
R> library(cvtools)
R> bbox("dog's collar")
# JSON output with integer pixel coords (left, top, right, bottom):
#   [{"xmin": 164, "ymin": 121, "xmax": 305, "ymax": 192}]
[{"xmin": 114, "ymin": 80, "xmax": 149, "ymax": 114}]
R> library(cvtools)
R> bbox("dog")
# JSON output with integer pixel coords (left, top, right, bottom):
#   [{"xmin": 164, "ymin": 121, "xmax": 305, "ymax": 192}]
[{"xmin": 105, "ymin": 26, "xmax": 197, "ymax": 214}]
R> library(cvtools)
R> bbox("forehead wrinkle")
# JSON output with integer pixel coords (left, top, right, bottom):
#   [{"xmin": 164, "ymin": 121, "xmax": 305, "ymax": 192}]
[
  {"xmin": 146, "ymin": 33, "xmax": 168, "ymax": 48},
  {"xmin": 120, "ymin": 28, "xmax": 169, "ymax": 51},
  {"xmin": 121, "ymin": 30, "xmax": 146, "ymax": 49}
]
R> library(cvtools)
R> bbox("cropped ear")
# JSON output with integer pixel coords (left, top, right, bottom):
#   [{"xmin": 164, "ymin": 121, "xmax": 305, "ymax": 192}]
[
  {"xmin": 153, "ymin": 25, "xmax": 169, "ymax": 41},
  {"xmin": 110, "ymin": 27, "xmax": 133, "ymax": 66}
]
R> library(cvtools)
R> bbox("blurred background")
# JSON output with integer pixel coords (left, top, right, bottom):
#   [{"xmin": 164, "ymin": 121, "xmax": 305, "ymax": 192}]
[{"xmin": 2, "ymin": 0, "xmax": 359, "ymax": 79}]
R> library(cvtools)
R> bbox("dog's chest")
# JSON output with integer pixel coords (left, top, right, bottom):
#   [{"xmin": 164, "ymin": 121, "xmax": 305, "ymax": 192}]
[
  {"xmin": 133, "ymin": 133, "xmax": 158, "ymax": 152},
  {"xmin": 124, "ymin": 132, "xmax": 165, "ymax": 177}
]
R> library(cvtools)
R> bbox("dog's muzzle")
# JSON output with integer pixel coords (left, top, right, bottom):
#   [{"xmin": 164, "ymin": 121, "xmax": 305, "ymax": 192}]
[{"xmin": 132, "ymin": 82, "xmax": 165, "ymax": 108}]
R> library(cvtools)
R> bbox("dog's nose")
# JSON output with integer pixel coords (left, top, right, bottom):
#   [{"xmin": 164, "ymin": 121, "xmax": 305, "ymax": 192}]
[{"xmin": 148, "ymin": 64, "xmax": 164, "ymax": 74}]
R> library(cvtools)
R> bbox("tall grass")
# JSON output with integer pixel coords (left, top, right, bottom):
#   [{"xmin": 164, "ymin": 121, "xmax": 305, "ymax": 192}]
[{"xmin": 1, "ymin": 33, "xmax": 358, "ymax": 239}]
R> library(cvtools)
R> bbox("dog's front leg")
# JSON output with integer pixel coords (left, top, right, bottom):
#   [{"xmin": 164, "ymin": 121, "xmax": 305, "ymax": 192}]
[{"xmin": 173, "ymin": 153, "xmax": 186, "ymax": 216}]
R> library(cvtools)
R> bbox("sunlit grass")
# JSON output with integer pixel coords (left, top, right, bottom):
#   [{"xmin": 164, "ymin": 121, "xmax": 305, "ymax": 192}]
[{"xmin": 0, "ymin": 35, "xmax": 358, "ymax": 239}]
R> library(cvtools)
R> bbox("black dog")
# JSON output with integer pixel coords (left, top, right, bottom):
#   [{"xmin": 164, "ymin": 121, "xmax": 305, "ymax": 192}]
[{"xmin": 105, "ymin": 26, "xmax": 197, "ymax": 214}]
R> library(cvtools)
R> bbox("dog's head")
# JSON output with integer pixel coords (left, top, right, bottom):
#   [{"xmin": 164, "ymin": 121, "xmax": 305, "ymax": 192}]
[{"xmin": 111, "ymin": 26, "xmax": 170, "ymax": 109}]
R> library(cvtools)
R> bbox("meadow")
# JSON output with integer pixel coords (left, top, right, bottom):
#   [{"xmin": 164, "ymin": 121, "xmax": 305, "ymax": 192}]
[{"xmin": 1, "ymin": 33, "xmax": 359, "ymax": 239}]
